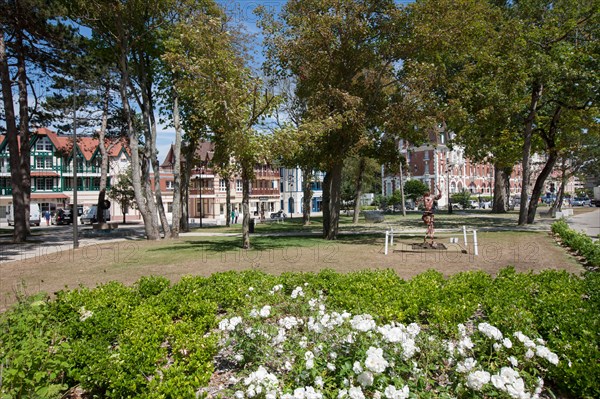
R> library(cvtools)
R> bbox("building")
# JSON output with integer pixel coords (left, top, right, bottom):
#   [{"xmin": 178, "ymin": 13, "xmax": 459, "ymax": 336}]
[
  {"xmin": 381, "ymin": 130, "xmax": 575, "ymax": 206},
  {"xmin": 0, "ymin": 128, "xmax": 131, "ymax": 219},
  {"xmin": 160, "ymin": 142, "xmax": 282, "ymax": 223},
  {"xmin": 279, "ymin": 167, "xmax": 325, "ymax": 215}
]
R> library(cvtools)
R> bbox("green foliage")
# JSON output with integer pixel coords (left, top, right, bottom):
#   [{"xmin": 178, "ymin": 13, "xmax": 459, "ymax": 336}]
[
  {"xmin": 552, "ymin": 220, "xmax": 600, "ymax": 267},
  {"xmin": 1, "ymin": 268, "xmax": 599, "ymax": 398},
  {"xmin": 403, "ymin": 180, "xmax": 430, "ymax": 202},
  {"xmin": 452, "ymin": 190, "xmax": 472, "ymax": 209}
]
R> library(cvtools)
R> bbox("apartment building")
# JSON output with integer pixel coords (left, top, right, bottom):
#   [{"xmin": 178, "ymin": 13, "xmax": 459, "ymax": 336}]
[
  {"xmin": 0, "ymin": 128, "xmax": 131, "ymax": 218},
  {"xmin": 160, "ymin": 142, "xmax": 282, "ymax": 223}
]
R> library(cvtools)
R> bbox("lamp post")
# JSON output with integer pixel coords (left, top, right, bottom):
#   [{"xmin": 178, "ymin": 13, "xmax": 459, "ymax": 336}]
[
  {"xmin": 72, "ymin": 89, "xmax": 79, "ymax": 249},
  {"xmin": 196, "ymin": 167, "xmax": 203, "ymax": 228},
  {"xmin": 446, "ymin": 157, "xmax": 453, "ymax": 214}
]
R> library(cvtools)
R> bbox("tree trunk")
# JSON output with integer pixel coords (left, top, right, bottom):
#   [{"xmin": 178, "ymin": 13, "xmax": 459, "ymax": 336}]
[
  {"xmin": 518, "ymin": 83, "xmax": 543, "ymax": 225},
  {"xmin": 170, "ymin": 92, "xmax": 182, "ymax": 238},
  {"xmin": 226, "ymin": 175, "xmax": 231, "ymax": 227},
  {"xmin": 242, "ymin": 171, "xmax": 251, "ymax": 249},
  {"xmin": 325, "ymin": 160, "xmax": 343, "ymax": 240},
  {"xmin": 492, "ymin": 164, "xmax": 509, "ymax": 213},
  {"xmin": 527, "ymin": 151, "xmax": 558, "ymax": 224},
  {"xmin": 180, "ymin": 141, "xmax": 195, "ymax": 232},
  {"xmin": 96, "ymin": 85, "xmax": 111, "ymax": 225},
  {"xmin": 302, "ymin": 166, "xmax": 313, "ymax": 226},
  {"xmin": 322, "ymin": 170, "xmax": 331, "ymax": 238},
  {"xmin": 16, "ymin": 29, "xmax": 31, "ymax": 235},
  {"xmin": 527, "ymin": 107, "xmax": 562, "ymax": 224},
  {"xmin": 352, "ymin": 157, "xmax": 366, "ymax": 224},
  {"xmin": 117, "ymin": 38, "xmax": 159, "ymax": 240},
  {"xmin": 0, "ymin": 30, "xmax": 27, "ymax": 242},
  {"xmin": 550, "ymin": 158, "xmax": 568, "ymax": 214}
]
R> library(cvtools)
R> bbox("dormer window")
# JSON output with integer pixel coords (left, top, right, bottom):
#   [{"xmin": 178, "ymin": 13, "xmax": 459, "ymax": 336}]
[{"xmin": 35, "ymin": 137, "xmax": 53, "ymax": 152}]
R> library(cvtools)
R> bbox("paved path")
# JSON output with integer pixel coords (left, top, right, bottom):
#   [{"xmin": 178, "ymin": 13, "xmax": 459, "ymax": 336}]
[{"xmin": 566, "ymin": 208, "xmax": 600, "ymax": 240}]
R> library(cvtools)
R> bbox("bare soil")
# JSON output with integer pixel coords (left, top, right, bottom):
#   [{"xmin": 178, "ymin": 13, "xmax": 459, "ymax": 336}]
[{"xmin": 0, "ymin": 230, "xmax": 584, "ymax": 312}]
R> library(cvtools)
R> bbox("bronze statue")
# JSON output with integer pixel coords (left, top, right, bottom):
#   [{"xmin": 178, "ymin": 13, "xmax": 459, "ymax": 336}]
[{"xmin": 420, "ymin": 185, "xmax": 442, "ymax": 244}]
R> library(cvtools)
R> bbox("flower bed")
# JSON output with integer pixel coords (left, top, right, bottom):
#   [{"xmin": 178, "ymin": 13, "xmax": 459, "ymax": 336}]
[{"xmin": 0, "ymin": 268, "xmax": 598, "ymax": 398}]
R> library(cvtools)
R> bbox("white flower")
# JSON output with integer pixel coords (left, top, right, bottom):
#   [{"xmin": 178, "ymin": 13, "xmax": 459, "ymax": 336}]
[
  {"xmin": 509, "ymin": 356, "xmax": 519, "ymax": 367},
  {"xmin": 401, "ymin": 339, "xmax": 419, "ymax": 360},
  {"xmin": 327, "ymin": 362, "xmax": 336, "ymax": 371},
  {"xmin": 79, "ymin": 307, "xmax": 93, "ymax": 322},
  {"xmin": 309, "ymin": 298, "xmax": 318, "ymax": 308},
  {"xmin": 478, "ymin": 322, "xmax": 503, "ymax": 340},
  {"xmin": 466, "ymin": 370, "xmax": 491, "ymax": 391},
  {"xmin": 248, "ymin": 287, "xmax": 254, "ymax": 292},
  {"xmin": 219, "ymin": 316, "xmax": 242, "ymax": 331},
  {"xmin": 234, "ymin": 391, "xmax": 245, "ymax": 399},
  {"xmin": 407, "ymin": 323, "xmax": 421, "ymax": 336},
  {"xmin": 384, "ymin": 385, "xmax": 410, "ymax": 399},
  {"xmin": 353, "ymin": 361, "xmax": 363, "ymax": 374},
  {"xmin": 535, "ymin": 345, "xmax": 559, "ymax": 365},
  {"xmin": 525, "ymin": 349, "xmax": 535, "ymax": 359},
  {"xmin": 350, "ymin": 314, "xmax": 377, "ymax": 332},
  {"xmin": 279, "ymin": 316, "xmax": 301, "ymax": 330},
  {"xmin": 503, "ymin": 338, "xmax": 513, "ymax": 348},
  {"xmin": 514, "ymin": 331, "xmax": 536, "ymax": 348},
  {"xmin": 249, "ymin": 309, "xmax": 259, "ymax": 318},
  {"xmin": 284, "ymin": 361, "xmax": 293, "ymax": 371},
  {"xmin": 270, "ymin": 284, "xmax": 283, "ymax": 294},
  {"xmin": 234, "ymin": 354, "xmax": 244, "ymax": 362},
  {"xmin": 458, "ymin": 323, "xmax": 467, "ymax": 336},
  {"xmin": 357, "ymin": 371, "xmax": 374, "ymax": 387},
  {"xmin": 315, "ymin": 376, "xmax": 324, "ymax": 388},
  {"xmin": 457, "ymin": 357, "xmax": 477, "ymax": 373},
  {"xmin": 338, "ymin": 389, "xmax": 348, "ymax": 399},
  {"xmin": 291, "ymin": 286, "xmax": 304, "ymax": 299},
  {"xmin": 364, "ymin": 347, "xmax": 389, "ymax": 374},
  {"xmin": 259, "ymin": 305, "xmax": 271, "ymax": 318},
  {"xmin": 348, "ymin": 386, "xmax": 365, "ymax": 399},
  {"xmin": 305, "ymin": 351, "xmax": 315, "ymax": 370}
]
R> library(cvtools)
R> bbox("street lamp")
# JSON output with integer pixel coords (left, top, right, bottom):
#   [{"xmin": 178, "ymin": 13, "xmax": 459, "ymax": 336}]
[
  {"xmin": 72, "ymin": 89, "xmax": 80, "ymax": 249},
  {"xmin": 196, "ymin": 167, "xmax": 203, "ymax": 228},
  {"xmin": 446, "ymin": 157, "xmax": 453, "ymax": 214}
]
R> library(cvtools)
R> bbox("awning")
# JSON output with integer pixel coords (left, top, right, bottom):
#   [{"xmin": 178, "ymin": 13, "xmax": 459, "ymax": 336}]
[{"xmin": 31, "ymin": 193, "xmax": 70, "ymax": 200}]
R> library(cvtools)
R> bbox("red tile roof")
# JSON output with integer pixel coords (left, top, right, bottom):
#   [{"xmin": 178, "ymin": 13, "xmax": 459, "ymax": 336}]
[{"xmin": 34, "ymin": 128, "xmax": 128, "ymax": 160}]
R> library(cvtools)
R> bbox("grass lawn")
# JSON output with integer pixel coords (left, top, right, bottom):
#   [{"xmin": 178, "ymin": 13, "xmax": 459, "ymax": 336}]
[{"xmin": 0, "ymin": 220, "xmax": 584, "ymax": 311}]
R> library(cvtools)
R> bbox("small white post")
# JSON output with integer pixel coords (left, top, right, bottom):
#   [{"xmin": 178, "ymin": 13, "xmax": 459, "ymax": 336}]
[
  {"xmin": 463, "ymin": 225, "xmax": 468, "ymax": 247},
  {"xmin": 390, "ymin": 228, "xmax": 394, "ymax": 246},
  {"xmin": 473, "ymin": 229, "xmax": 478, "ymax": 256},
  {"xmin": 384, "ymin": 231, "xmax": 389, "ymax": 255}
]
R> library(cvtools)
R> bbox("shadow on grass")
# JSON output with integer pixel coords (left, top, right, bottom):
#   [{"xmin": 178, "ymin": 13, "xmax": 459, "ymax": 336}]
[{"xmin": 149, "ymin": 232, "xmax": 384, "ymax": 255}]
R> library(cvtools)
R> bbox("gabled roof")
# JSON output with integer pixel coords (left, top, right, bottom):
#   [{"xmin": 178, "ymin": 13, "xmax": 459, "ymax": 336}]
[
  {"xmin": 160, "ymin": 141, "xmax": 215, "ymax": 167},
  {"xmin": 34, "ymin": 128, "xmax": 129, "ymax": 160}
]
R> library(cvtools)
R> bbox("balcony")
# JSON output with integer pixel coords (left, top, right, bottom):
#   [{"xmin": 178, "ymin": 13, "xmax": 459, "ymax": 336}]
[
  {"xmin": 254, "ymin": 170, "xmax": 280, "ymax": 178},
  {"xmin": 189, "ymin": 187, "xmax": 215, "ymax": 196},
  {"xmin": 250, "ymin": 188, "xmax": 280, "ymax": 196},
  {"xmin": 62, "ymin": 166, "xmax": 102, "ymax": 175}
]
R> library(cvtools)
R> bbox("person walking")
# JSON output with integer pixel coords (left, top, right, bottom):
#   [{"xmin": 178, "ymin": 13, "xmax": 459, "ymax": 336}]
[
  {"xmin": 44, "ymin": 210, "xmax": 51, "ymax": 226},
  {"xmin": 234, "ymin": 209, "xmax": 239, "ymax": 224},
  {"xmin": 231, "ymin": 208, "xmax": 235, "ymax": 224}
]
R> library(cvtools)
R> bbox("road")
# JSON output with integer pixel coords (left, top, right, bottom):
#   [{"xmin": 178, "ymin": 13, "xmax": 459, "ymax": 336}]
[{"xmin": 566, "ymin": 207, "xmax": 600, "ymax": 240}]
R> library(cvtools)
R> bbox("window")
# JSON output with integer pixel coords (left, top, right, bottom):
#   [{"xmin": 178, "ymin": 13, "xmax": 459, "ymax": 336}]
[
  {"xmin": 36, "ymin": 157, "xmax": 53, "ymax": 169},
  {"xmin": 236, "ymin": 179, "xmax": 242, "ymax": 192},
  {"xmin": 35, "ymin": 178, "xmax": 54, "ymax": 191},
  {"xmin": 167, "ymin": 202, "xmax": 173, "ymax": 213},
  {"xmin": 166, "ymin": 180, "xmax": 174, "ymax": 190},
  {"xmin": 219, "ymin": 179, "xmax": 227, "ymax": 192},
  {"xmin": 35, "ymin": 137, "xmax": 53, "ymax": 152}
]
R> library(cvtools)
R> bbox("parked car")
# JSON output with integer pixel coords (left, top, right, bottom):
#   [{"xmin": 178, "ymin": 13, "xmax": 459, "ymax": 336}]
[
  {"xmin": 480, "ymin": 200, "xmax": 492, "ymax": 209},
  {"xmin": 270, "ymin": 210, "xmax": 287, "ymax": 219},
  {"xmin": 80, "ymin": 205, "xmax": 111, "ymax": 224},
  {"xmin": 51, "ymin": 208, "xmax": 72, "ymax": 225},
  {"xmin": 7, "ymin": 203, "xmax": 41, "ymax": 226},
  {"xmin": 571, "ymin": 197, "xmax": 588, "ymax": 206}
]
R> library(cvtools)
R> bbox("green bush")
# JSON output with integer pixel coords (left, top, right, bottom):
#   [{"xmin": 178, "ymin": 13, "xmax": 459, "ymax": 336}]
[
  {"xmin": 1, "ymin": 268, "xmax": 599, "ymax": 398},
  {"xmin": 552, "ymin": 220, "xmax": 600, "ymax": 267}
]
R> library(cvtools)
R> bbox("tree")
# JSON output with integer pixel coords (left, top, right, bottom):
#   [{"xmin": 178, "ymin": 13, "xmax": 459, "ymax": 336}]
[
  {"xmin": 403, "ymin": 180, "xmax": 429, "ymax": 203},
  {"xmin": 405, "ymin": 0, "xmax": 599, "ymax": 224},
  {"xmin": 1, "ymin": 0, "xmax": 72, "ymax": 242},
  {"xmin": 258, "ymin": 0, "xmax": 408, "ymax": 240},
  {"xmin": 108, "ymin": 168, "xmax": 135, "ymax": 224}
]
